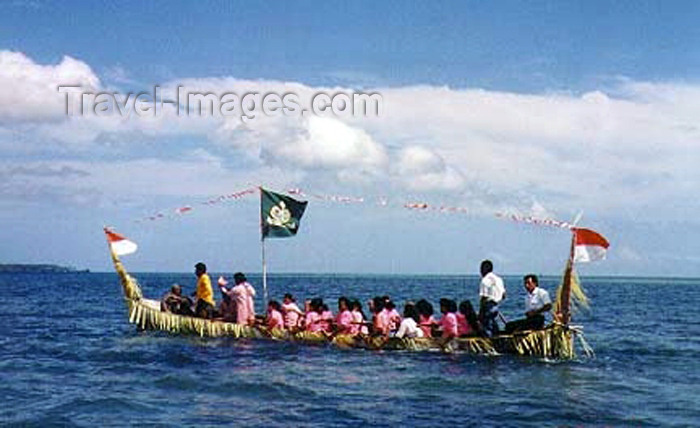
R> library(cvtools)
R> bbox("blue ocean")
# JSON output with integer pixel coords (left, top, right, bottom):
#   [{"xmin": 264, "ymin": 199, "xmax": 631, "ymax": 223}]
[{"xmin": 1, "ymin": 272, "xmax": 698, "ymax": 427}]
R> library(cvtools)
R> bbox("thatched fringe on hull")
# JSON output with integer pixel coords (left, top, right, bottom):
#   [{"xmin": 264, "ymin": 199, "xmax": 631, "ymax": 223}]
[{"xmin": 125, "ymin": 298, "xmax": 576, "ymax": 358}]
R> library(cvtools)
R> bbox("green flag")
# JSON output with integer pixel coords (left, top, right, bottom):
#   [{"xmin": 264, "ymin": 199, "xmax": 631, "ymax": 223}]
[{"xmin": 261, "ymin": 188, "xmax": 308, "ymax": 239}]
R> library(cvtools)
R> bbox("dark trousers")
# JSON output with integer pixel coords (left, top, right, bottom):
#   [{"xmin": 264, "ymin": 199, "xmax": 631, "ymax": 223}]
[
  {"xmin": 480, "ymin": 300, "xmax": 500, "ymax": 338},
  {"xmin": 195, "ymin": 300, "xmax": 214, "ymax": 319},
  {"xmin": 505, "ymin": 314, "xmax": 545, "ymax": 334}
]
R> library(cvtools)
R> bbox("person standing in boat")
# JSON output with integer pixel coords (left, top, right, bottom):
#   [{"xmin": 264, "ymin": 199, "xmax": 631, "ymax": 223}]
[
  {"xmin": 504, "ymin": 274, "xmax": 552, "ymax": 333},
  {"xmin": 228, "ymin": 272, "xmax": 256, "ymax": 326},
  {"xmin": 193, "ymin": 262, "xmax": 215, "ymax": 319},
  {"xmin": 478, "ymin": 259, "xmax": 506, "ymax": 337}
]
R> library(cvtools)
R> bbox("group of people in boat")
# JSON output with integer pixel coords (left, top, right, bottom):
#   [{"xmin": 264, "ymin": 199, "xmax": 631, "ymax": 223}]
[{"xmin": 160, "ymin": 259, "xmax": 554, "ymax": 338}]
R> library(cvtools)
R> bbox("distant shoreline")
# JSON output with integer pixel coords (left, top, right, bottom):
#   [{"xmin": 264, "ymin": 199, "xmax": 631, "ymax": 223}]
[{"xmin": 0, "ymin": 264, "xmax": 90, "ymax": 273}]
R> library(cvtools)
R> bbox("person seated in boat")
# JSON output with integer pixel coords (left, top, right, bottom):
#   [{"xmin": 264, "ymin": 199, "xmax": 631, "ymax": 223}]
[
  {"xmin": 457, "ymin": 300, "xmax": 481, "ymax": 337},
  {"xmin": 350, "ymin": 299, "xmax": 369, "ymax": 335},
  {"xmin": 217, "ymin": 276, "xmax": 237, "ymax": 322},
  {"xmin": 160, "ymin": 284, "xmax": 194, "ymax": 316},
  {"xmin": 381, "ymin": 298, "xmax": 402, "ymax": 334},
  {"xmin": 266, "ymin": 300, "xmax": 285, "ymax": 330},
  {"xmin": 193, "ymin": 262, "xmax": 215, "ymax": 319},
  {"xmin": 439, "ymin": 298, "xmax": 459, "ymax": 339},
  {"xmin": 416, "ymin": 299, "xmax": 438, "ymax": 338},
  {"xmin": 304, "ymin": 298, "xmax": 325, "ymax": 333},
  {"xmin": 335, "ymin": 296, "xmax": 353, "ymax": 335},
  {"xmin": 395, "ymin": 302, "xmax": 424, "ymax": 339},
  {"xmin": 281, "ymin": 293, "xmax": 304, "ymax": 331},
  {"xmin": 320, "ymin": 303, "xmax": 334, "ymax": 333},
  {"xmin": 220, "ymin": 272, "xmax": 256, "ymax": 326},
  {"xmin": 505, "ymin": 274, "xmax": 552, "ymax": 334},
  {"xmin": 478, "ymin": 259, "xmax": 506, "ymax": 337},
  {"xmin": 370, "ymin": 296, "xmax": 390, "ymax": 336}
]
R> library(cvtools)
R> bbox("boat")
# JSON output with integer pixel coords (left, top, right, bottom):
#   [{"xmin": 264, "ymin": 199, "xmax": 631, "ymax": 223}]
[
  {"xmin": 107, "ymin": 188, "xmax": 603, "ymax": 359},
  {"xmin": 108, "ymin": 241, "xmax": 591, "ymax": 359}
]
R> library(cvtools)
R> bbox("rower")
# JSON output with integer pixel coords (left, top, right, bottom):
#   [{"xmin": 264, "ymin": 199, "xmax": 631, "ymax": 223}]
[{"xmin": 505, "ymin": 274, "xmax": 552, "ymax": 333}]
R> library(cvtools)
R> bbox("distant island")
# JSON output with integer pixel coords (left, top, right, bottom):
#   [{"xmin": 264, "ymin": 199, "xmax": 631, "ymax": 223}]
[{"xmin": 0, "ymin": 264, "xmax": 90, "ymax": 273}]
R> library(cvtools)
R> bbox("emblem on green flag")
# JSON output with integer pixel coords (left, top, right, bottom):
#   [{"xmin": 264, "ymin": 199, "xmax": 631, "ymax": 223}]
[{"xmin": 261, "ymin": 188, "xmax": 308, "ymax": 239}]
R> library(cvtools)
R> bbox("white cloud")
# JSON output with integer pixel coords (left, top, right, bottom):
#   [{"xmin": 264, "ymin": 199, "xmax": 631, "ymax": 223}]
[
  {"xmin": 2, "ymin": 50, "xmax": 700, "ymax": 221},
  {"xmin": 395, "ymin": 145, "xmax": 464, "ymax": 191},
  {"xmin": 0, "ymin": 51, "xmax": 99, "ymax": 122}
]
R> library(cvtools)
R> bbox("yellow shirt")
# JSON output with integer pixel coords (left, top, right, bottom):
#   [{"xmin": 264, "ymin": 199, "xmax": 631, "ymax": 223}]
[{"xmin": 196, "ymin": 273, "xmax": 215, "ymax": 306}]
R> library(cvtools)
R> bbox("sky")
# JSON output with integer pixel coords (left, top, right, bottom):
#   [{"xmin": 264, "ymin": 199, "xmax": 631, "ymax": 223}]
[{"xmin": 1, "ymin": 0, "xmax": 700, "ymax": 276}]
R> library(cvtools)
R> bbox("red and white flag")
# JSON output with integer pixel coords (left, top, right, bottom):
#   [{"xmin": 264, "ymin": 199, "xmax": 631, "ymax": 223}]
[
  {"xmin": 104, "ymin": 228, "xmax": 138, "ymax": 256},
  {"xmin": 572, "ymin": 228, "xmax": 609, "ymax": 263}
]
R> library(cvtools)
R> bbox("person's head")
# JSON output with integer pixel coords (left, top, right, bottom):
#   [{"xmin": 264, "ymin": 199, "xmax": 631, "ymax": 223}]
[
  {"xmin": 233, "ymin": 272, "xmax": 246, "ymax": 284},
  {"xmin": 480, "ymin": 260, "xmax": 493, "ymax": 277},
  {"xmin": 403, "ymin": 302, "xmax": 419, "ymax": 322},
  {"xmin": 321, "ymin": 303, "xmax": 329, "ymax": 313},
  {"xmin": 416, "ymin": 299, "xmax": 434, "ymax": 317},
  {"xmin": 338, "ymin": 296, "xmax": 350, "ymax": 311},
  {"xmin": 283, "ymin": 293, "xmax": 295, "ymax": 304},
  {"xmin": 310, "ymin": 297, "xmax": 323, "ymax": 312},
  {"xmin": 459, "ymin": 300, "xmax": 476, "ymax": 317},
  {"xmin": 524, "ymin": 274, "xmax": 539, "ymax": 293},
  {"xmin": 350, "ymin": 299, "xmax": 362, "ymax": 312},
  {"xmin": 195, "ymin": 262, "xmax": 206, "ymax": 276},
  {"xmin": 385, "ymin": 300, "xmax": 396, "ymax": 311},
  {"xmin": 372, "ymin": 296, "xmax": 385, "ymax": 314},
  {"xmin": 171, "ymin": 284, "xmax": 182, "ymax": 295},
  {"xmin": 439, "ymin": 298, "xmax": 457, "ymax": 314},
  {"xmin": 268, "ymin": 300, "xmax": 281, "ymax": 312}
]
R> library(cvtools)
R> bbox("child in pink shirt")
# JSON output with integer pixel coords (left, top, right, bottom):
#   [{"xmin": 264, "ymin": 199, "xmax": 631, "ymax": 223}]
[
  {"xmin": 267, "ymin": 300, "xmax": 284, "ymax": 330},
  {"xmin": 416, "ymin": 299, "xmax": 437, "ymax": 338},
  {"xmin": 382, "ymin": 299, "xmax": 402, "ymax": 333},
  {"xmin": 320, "ymin": 304, "xmax": 334, "ymax": 333},
  {"xmin": 304, "ymin": 298, "xmax": 325, "ymax": 333},
  {"xmin": 350, "ymin": 300, "xmax": 368, "ymax": 335},
  {"xmin": 458, "ymin": 300, "xmax": 479, "ymax": 337},
  {"xmin": 335, "ymin": 297, "xmax": 354, "ymax": 334},
  {"xmin": 439, "ymin": 298, "xmax": 459, "ymax": 338},
  {"xmin": 371, "ymin": 296, "xmax": 390, "ymax": 336}
]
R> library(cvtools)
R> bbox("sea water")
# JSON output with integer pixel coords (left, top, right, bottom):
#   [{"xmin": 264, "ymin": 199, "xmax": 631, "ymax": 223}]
[{"xmin": 1, "ymin": 273, "xmax": 698, "ymax": 426}]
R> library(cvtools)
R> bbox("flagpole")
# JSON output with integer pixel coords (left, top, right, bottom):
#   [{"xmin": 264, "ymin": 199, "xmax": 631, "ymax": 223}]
[{"xmin": 260, "ymin": 187, "xmax": 269, "ymax": 308}]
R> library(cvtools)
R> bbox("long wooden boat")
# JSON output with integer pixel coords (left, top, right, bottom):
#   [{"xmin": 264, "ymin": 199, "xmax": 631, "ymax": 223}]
[{"xmin": 109, "ymin": 248, "xmax": 586, "ymax": 359}]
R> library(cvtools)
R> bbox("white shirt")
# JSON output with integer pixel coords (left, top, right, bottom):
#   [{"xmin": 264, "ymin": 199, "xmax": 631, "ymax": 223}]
[
  {"xmin": 480, "ymin": 272, "xmax": 506, "ymax": 303},
  {"xmin": 395, "ymin": 318, "xmax": 424, "ymax": 339},
  {"xmin": 525, "ymin": 287, "xmax": 551, "ymax": 313}
]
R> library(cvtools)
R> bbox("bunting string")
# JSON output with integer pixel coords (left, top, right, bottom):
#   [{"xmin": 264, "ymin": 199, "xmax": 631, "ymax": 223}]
[
  {"xmin": 494, "ymin": 212, "xmax": 574, "ymax": 229},
  {"xmin": 136, "ymin": 187, "xmax": 257, "ymax": 223},
  {"xmin": 135, "ymin": 185, "xmax": 571, "ymax": 230}
]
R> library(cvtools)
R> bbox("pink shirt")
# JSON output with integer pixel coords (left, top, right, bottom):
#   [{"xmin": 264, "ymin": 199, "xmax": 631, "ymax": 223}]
[
  {"xmin": 375, "ymin": 310, "xmax": 390, "ymax": 335},
  {"xmin": 336, "ymin": 309, "xmax": 353, "ymax": 334},
  {"xmin": 419, "ymin": 314, "xmax": 436, "ymax": 338},
  {"xmin": 305, "ymin": 311, "xmax": 323, "ymax": 333},
  {"xmin": 351, "ymin": 310, "xmax": 367, "ymax": 335},
  {"xmin": 441, "ymin": 312, "xmax": 458, "ymax": 338},
  {"xmin": 456, "ymin": 313, "xmax": 472, "ymax": 336},
  {"xmin": 282, "ymin": 302, "xmax": 302, "ymax": 329},
  {"xmin": 321, "ymin": 310, "xmax": 334, "ymax": 333},
  {"xmin": 267, "ymin": 309, "xmax": 284, "ymax": 330},
  {"xmin": 229, "ymin": 282, "xmax": 256, "ymax": 325},
  {"xmin": 383, "ymin": 308, "xmax": 401, "ymax": 331}
]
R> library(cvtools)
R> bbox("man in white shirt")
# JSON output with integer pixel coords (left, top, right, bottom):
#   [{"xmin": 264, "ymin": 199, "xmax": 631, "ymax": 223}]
[
  {"xmin": 478, "ymin": 260, "xmax": 506, "ymax": 337},
  {"xmin": 505, "ymin": 274, "xmax": 552, "ymax": 333}
]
